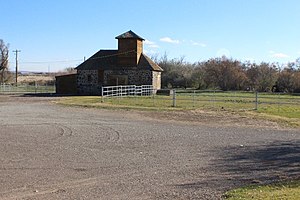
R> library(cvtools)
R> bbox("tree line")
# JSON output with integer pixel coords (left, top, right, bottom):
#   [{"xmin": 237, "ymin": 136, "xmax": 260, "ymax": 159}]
[
  {"xmin": 0, "ymin": 39, "xmax": 9, "ymax": 83},
  {"xmin": 156, "ymin": 54, "xmax": 300, "ymax": 93}
]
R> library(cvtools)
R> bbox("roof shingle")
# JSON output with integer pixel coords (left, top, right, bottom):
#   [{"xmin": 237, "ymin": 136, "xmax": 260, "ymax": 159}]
[
  {"xmin": 138, "ymin": 54, "xmax": 164, "ymax": 71},
  {"xmin": 76, "ymin": 51, "xmax": 163, "ymax": 72},
  {"xmin": 75, "ymin": 50, "xmax": 118, "ymax": 70},
  {"xmin": 115, "ymin": 30, "xmax": 144, "ymax": 40}
]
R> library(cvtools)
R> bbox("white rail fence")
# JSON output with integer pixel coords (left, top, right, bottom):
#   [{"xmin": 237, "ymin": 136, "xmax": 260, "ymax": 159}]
[{"xmin": 102, "ymin": 85, "xmax": 153, "ymax": 98}]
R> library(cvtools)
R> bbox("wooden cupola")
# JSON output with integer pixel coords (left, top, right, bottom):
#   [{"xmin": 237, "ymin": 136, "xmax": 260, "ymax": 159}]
[{"xmin": 115, "ymin": 30, "xmax": 144, "ymax": 66}]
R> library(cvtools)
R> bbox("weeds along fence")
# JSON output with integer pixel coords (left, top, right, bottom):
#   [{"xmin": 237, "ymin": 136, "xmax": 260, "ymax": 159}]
[
  {"xmin": 101, "ymin": 85, "xmax": 300, "ymax": 113},
  {"xmin": 0, "ymin": 83, "xmax": 55, "ymax": 94}
]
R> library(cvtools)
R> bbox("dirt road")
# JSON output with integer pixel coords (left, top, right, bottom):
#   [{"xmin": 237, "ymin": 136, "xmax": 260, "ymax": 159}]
[{"xmin": 0, "ymin": 95, "xmax": 299, "ymax": 199}]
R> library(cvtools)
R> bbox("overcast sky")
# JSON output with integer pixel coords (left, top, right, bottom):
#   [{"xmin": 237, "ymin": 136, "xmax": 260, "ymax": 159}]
[{"xmin": 2, "ymin": 0, "xmax": 300, "ymax": 72}]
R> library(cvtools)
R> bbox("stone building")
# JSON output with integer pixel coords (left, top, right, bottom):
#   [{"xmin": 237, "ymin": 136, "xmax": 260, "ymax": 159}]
[{"xmin": 74, "ymin": 30, "xmax": 163, "ymax": 95}]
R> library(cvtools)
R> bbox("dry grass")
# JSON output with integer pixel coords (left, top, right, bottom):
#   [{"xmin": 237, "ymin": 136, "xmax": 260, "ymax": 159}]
[{"xmin": 17, "ymin": 75, "xmax": 55, "ymax": 85}]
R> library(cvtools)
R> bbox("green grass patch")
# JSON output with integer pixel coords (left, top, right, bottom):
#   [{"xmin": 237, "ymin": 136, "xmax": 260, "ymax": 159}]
[
  {"xmin": 223, "ymin": 180, "xmax": 300, "ymax": 200},
  {"xmin": 56, "ymin": 92, "xmax": 300, "ymax": 127},
  {"xmin": 56, "ymin": 96, "xmax": 180, "ymax": 111}
]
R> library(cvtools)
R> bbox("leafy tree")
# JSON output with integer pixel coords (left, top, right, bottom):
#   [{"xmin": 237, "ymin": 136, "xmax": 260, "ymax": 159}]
[
  {"xmin": 292, "ymin": 71, "xmax": 300, "ymax": 93},
  {"xmin": 202, "ymin": 57, "xmax": 247, "ymax": 90},
  {"xmin": 245, "ymin": 63, "xmax": 259, "ymax": 90},
  {"xmin": 159, "ymin": 54, "xmax": 194, "ymax": 88},
  {"xmin": 158, "ymin": 54, "xmax": 298, "ymax": 93},
  {"xmin": 258, "ymin": 63, "xmax": 278, "ymax": 92},
  {"xmin": 64, "ymin": 67, "xmax": 76, "ymax": 73},
  {"xmin": 0, "ymin": 39, "xmax": 9, "ymax": 83},
  {"xmin": 190, "ymin": 62, "xmax": 206, "ymax": 89},
  {"xmin": 277, "ymin": 70, "xmax": 293, "ymax": 92},
  {"xmin": 295, "ymin": 57, "xmax": 300, "ymax": 70},
  {"xmin": 245, "ymin": 62, "xmax": 278, "ymax": 92}
]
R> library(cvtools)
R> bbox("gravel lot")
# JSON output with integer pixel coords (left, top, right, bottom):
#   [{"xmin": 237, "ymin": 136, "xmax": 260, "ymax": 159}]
[{"xmin": 0, "ymin": 95, "xmax": 299, "ymax": 199}]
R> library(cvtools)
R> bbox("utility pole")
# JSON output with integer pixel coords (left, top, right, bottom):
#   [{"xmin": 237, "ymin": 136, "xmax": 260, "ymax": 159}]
[{"xmin": 13, "ymin": 50, "xmax": 21, "ymax": 86}]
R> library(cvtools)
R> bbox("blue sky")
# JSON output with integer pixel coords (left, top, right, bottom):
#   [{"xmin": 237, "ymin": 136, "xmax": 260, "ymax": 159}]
[{"xmin": 1, "ymin": 0, "xmax": 300, "ymax": 72}]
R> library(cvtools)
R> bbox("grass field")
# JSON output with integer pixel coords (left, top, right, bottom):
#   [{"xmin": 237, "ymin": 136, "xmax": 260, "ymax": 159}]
[
  {"xmin": 224, "ymin": 180, "xmax": 300, "ymax": 200},
  {"xmin": 57, "ymin": 91, "xmax": 300, "ymax": 127}
]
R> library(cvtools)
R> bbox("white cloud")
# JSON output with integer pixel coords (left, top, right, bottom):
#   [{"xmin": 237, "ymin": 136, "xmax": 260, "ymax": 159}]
[
  {"xmin": 191, "ymin": 40, "xmax": 206, "ymax": 47},
  {"xmin": 160, "ymin": 37, "xmax": 180, "ymax": 44},
  {"xmin": 144, "ymin": 40, "xmax": 159, "ymax": 48},
  {"xmin": 274, "ymin": 53, "xmax": 289, "ymax": 58},
  {"xmin": 271, "ymin": 52, "xmax": 290, "ymax": 58},
  {"xmin": 149, "ymin": 44, "xmax": 160, "ymax": 48},
  {"xmin": 144, "ymin": 49, "xmax": 158, "ymax": 55},
  {"xmin": 268, "ymin": 50, "xmax": 290, "ymax": 58}
]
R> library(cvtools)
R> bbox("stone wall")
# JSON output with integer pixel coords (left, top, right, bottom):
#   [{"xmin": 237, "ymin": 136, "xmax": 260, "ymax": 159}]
[
  {"xmin": 77, "ymin": 70, "xmax": 102, "ymax": 95},
  {"xmin": 77, "ymin": 69, "xmax": 158, "ymax": 95},
  {"xmin": 104, "ymin": 69, "xmax": 152, "ymax": 85},
  {"xmin": 152, "ymin": 71, "xmax": 161, "ymax": 90}
]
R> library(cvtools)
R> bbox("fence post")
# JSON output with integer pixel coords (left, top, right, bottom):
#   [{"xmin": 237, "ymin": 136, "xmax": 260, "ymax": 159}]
[
  {"xmin": 118, "ymin": 86, "xmax": 120, "ymax": 103},
  {"xmin": 255, "ymin": 91, "xmax": 258, "ymax": 110},
  {"xmin": 101, "ymin": 87, "xmax": 104, "ymax": 103},
  {"xmin": 35, "ymin": 81, "xmax": 37, "ymax": 94},
  {"xmin": 277, "ymin": 93, "xmax": 281, "ymax": 112},
  {"xmin": 172, "ymin": 89, "xmax": 176, "ymax": 107},
  {"xmin": 152, "ymin": 88, "xmax": 155, "ymax": 107},
  {"xmin": 212, "ymin": 89, "xmax": 216, "ymax": 109},
  {"xmin": 193, "ymin": 90, "xmax": 195, "ymax": 107}
]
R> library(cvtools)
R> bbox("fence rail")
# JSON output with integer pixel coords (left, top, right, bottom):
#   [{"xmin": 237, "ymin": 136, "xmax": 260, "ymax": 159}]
[
  {"xmin": 102, "ymin": 85, "xmax": 153, "ymax": 98},
  {"xmin": 0, "ymin": 83, "xmax": 55, "ymax": 94},
  {"xmin": 100, "ymin": 86, "xmax": 300, "ymax": 113}
]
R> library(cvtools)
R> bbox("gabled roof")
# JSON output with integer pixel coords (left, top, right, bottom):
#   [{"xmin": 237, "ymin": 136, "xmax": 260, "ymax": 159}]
[
  {"xmin": 76, "ymin": 31, "xmax": 162, "ymax": 72},
  {"xmin": 138, "ymin": 54, "xmax": 164, "ymax": 72},
  {"xmin": 115, "ymin": 30, "xmax": 144, "ymax": 40},
  {"xmin": 76, "ymin": 51, "xmax": 163, "ymax": 72},
  {"xmin": 75, "ymin": 50, "xmax": 118, "ymax": 70}
]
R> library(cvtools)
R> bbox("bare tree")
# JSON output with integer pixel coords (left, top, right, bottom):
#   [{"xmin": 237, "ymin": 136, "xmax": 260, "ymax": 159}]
[{"xmin": 0, "ymin": 39, "xmax": 9, "ymax": 83}]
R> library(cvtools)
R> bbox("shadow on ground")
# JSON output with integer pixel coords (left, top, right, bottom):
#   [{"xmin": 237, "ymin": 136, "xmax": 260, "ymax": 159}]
[
  {"xmin": 22, "ymin": 93, "xmax": 75, "ymax": 97},
  {"xmin": 220, "ymin": 140, "xmax": 300, "ymax": 182},
  {"xmin": 176, "ymin": 140, "xmax": 300, "ymax": 191}
]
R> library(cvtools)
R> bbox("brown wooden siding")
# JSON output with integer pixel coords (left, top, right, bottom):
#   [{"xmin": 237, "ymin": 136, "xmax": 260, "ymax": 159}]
[{"xmin": 56, "ymin": 74, "xmax": 77, "ymax": 94}]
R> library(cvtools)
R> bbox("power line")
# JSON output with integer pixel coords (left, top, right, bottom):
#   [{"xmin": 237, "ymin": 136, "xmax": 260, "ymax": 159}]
[
  {"xmin": 20, "ymin": 59, "xmax": 82, "ymax": 64},
  {"xmin": 8, "ymin": 50, "xmax": 137, "ymax": 64},
  {"xmin": 7, "ymin": 50, "xmax": 138, "ymax": 71}
]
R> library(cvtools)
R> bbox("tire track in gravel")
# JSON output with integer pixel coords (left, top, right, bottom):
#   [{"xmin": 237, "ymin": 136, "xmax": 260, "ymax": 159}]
[
  {"xmin": 0, "ymin": 177, "xmax": 98, "ymax": 200},
  {"xmin": 0, "ymin": 123, "xmax": 73, "ymax": 140}
]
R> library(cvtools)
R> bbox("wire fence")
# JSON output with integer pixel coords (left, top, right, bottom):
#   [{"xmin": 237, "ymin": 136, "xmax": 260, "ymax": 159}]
[
  {"xmin": 0, "ymin": 83, "xmax": 56, "ymax": 94},
  {"xmin": 1, "ymin": 82, "xmax": 298, "ymax": 116},
  {"xmin": 100, "ymin": 86, "xmax": 300, "ymax": 114}
]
